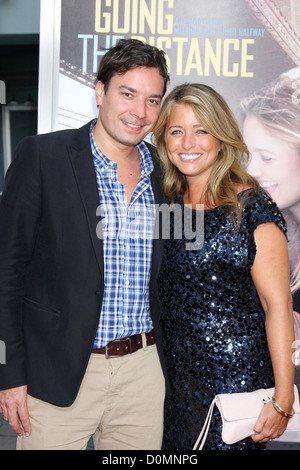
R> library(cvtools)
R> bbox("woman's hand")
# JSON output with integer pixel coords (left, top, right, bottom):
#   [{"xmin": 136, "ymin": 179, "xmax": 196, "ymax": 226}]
[{"xmin": 251, "ymin": 401, "xmax": 291, "ymax": 443}]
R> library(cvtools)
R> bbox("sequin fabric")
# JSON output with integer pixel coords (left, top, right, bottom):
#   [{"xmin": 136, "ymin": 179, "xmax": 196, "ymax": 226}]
[{"xmin": 159, "ymin": 189, "xmax": 287, "ymax": 450}]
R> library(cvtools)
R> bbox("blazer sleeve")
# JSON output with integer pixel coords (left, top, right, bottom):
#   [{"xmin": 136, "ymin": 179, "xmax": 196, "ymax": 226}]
[{"xmin": 0, "ymin": 136, "xmax": 42, "ymax": 389}]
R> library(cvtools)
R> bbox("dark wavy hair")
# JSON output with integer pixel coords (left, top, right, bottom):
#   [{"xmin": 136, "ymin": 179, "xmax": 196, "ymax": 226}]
[{"xmin": 97, "ymin": 38, "xmax": 169, "ymax": 95}]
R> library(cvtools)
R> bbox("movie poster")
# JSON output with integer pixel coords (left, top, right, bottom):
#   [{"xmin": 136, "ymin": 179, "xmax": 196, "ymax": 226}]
[
  {"xmin": 57, "ymin": 0, "xmax": 298, "ymax": 128},
  {"xmin": 55, "ymin": 0, "xmax": 300, "ymax": 367}
]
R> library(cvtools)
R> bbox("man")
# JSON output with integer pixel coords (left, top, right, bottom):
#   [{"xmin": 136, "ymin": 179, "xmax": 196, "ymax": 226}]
[{"xmin": 0, "ymin": 39, "xmax": 169, "ymax": 450}]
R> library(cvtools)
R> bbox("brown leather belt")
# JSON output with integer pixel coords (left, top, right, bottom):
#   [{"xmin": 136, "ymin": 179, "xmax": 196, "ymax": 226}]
[{"xmin": 92, "ymin": 330, "xmax": 155, "ymax": 358}]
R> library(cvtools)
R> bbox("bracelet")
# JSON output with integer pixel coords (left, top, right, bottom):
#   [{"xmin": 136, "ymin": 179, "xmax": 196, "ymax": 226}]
[{"xmin": 271, "ymin": 396, "xmax": 295, "ymax": 418}]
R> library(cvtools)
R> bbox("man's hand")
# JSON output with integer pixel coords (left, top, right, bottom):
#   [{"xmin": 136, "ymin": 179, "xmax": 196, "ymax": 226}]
[{"xmin": 0, "ymin": 385, "xmax": 31, "ymax": 437}]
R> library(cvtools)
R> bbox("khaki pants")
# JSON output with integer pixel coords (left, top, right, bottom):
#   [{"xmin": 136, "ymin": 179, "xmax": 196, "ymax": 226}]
[{"xmin": 17, "ymin": 342, "xmax": 165, "ymax": 450}]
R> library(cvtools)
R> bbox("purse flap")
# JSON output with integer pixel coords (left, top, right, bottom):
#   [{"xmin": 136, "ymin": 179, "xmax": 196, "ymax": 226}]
[
  {"xmin": 216, "ymin": 390, "xmax": 267, "ymax": 422},
  {"xmin": 216, "ymin": 385, "xmax": 300, "ymax": 423}
]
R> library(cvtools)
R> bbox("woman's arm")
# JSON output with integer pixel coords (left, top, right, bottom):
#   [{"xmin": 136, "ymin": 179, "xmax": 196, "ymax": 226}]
[{"xmin": 250, "ymin": 222, "xmax": 295, "ymax": 443}]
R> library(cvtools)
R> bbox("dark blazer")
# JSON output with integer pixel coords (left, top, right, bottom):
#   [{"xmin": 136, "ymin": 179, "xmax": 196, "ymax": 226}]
[{"xmin": 0, "ymin": 121, "xmax": 167, "ymax": 406}]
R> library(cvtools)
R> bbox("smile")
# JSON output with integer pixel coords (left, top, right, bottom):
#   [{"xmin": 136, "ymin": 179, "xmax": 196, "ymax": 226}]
[
  {"xmin": 259, "ymin": 181, "xmax": 277, "ymax": 193},
  {"xmin": 179, "ymin": 153, "xmax": 201, "ymax": 161},
  {"xmin": 122, "ymin": 121, "xmax": 143, "ymax": 130}
]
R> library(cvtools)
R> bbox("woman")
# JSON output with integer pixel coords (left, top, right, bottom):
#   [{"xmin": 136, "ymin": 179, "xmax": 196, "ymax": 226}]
[
  {"xmin": 240, "ymin": 68, "xmax": 300, "ymax": 314},
  {"xmin": 153, "ymin": 84, "xmax": 295, "ymax": 450}
]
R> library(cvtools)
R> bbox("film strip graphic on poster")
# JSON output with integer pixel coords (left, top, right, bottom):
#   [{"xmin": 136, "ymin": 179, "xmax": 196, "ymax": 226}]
[
  {"xmin": 245, "ymin": 0, "xmax": 300, "ymax": 65},
  {"xmin": 59, "ymin": 60, "xmax": 96, "ymax": 90}
]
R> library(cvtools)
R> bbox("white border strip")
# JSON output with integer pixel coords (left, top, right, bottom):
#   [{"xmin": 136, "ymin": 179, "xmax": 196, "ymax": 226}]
[{"xmin": 37, "ymin": 0, "xmax": 62, "ymax": 134}]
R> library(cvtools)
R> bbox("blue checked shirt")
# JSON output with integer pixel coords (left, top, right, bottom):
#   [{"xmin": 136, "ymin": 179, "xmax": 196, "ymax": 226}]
[{"xmin": 90, "ymin": 120, "xmax": 156, "ymax": 348}]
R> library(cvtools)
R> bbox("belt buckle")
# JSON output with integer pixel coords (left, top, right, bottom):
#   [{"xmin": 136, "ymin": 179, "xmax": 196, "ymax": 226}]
[{"xmin": 105, "ymin": 343, "xmax": 119, "ymax": 359}]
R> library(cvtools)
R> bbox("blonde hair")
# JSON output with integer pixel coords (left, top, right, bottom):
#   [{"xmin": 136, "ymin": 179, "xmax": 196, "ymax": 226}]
[
  {"xmin": 153, "ymin": 83, "xmax": 258, "ymax": 222},
  {"xmin": 239, "ymin": 68, "xmax": 300, "ymax": 147}
]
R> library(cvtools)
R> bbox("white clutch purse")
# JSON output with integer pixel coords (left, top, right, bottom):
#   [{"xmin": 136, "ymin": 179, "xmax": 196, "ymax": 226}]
[{"xmin": 193, "ymin": 385, "xmax": 300, "ymax": 450}]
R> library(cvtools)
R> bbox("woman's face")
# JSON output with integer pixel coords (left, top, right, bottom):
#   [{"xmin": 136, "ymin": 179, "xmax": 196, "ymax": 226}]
[
  {"xmin": 243, "ymin": 115, "xmax": 300, "ymax": 212},
  {"xmin": 165, "ymin": 103, "xmax": 221, "ymax": 185}
]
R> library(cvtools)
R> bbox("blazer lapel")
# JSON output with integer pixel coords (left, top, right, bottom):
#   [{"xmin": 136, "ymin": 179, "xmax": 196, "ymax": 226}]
[
  {"xmin": 148, "ymin": 146, "xmax": 167, "ymax": 280},
  {"xmin": 68, "ymin": 122, "xmax": 104, "ymax": 278}
]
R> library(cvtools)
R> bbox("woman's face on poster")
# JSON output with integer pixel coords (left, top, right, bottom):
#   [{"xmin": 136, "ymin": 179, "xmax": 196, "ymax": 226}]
[{"xmin": 243, "ymin": 115, "xmax": 300, "ymax": 212}]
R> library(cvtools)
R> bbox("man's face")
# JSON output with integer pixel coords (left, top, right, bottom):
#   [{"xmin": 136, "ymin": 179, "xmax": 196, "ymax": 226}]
[{"xmin": 95, "ymin": 66, "xmax": 164, "ymax": 152}]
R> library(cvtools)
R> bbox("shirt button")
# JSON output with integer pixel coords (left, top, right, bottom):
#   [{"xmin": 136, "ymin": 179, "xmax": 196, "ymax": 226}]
[{"xmin": 125, "ymin": 280, "xmax": 130, "ymax": 286}]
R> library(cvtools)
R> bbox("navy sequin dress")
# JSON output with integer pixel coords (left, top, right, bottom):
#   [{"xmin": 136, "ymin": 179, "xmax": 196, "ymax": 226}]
[{"xmin": 159, "ymin": 189, "xmax": 287, "ymax": 450}]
